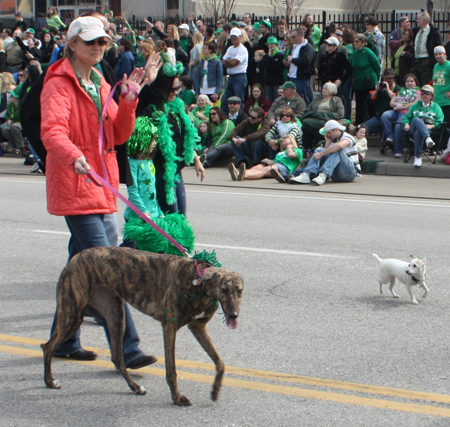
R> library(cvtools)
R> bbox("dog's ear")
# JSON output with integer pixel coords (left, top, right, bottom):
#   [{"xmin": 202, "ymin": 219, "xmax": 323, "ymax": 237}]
[
  {"xmin": 202, "ymin": 267, "xmax": 222, "ymax": 283},
  {"xmin": 409, "ymin": 254, "xmax": 416, "ymax": 259}
]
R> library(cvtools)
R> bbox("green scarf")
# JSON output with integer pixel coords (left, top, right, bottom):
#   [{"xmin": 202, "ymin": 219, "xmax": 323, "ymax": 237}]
[
  {"xmin": 149, "ymin": 98, "xmax": 200, "ymax": 205},
  {"xmin": 271, "ymin": 47, "xmax": 280, "ymax": 56},
  {"xmin": 206, "ymin": 54, "xmax": 218, "ymax": 61}
]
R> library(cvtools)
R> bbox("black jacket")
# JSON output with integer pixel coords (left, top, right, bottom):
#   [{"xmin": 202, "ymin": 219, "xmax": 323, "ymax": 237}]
[
  {"xmin": 257, "ymin": 33, "xmax": 270, "ymax": 53},
  {"xmin": 413, "ymin": 25, "xmax": 443, "ymax": 68},
  {"xmin": 318, "ymin": 49, "xmax": 353, "ymax": 86},
  {"xmin": 291, "ymin": 42, "xmax": 315, "ymax": 79},
  {"xmin": 259, "ymin": 50, "xmax": 285, "ymax": 86}
]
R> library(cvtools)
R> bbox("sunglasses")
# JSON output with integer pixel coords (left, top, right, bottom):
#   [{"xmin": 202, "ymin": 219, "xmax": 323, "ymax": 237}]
[
  {"xmin": 17, "ymin": 73, "xmax": 24, "ymax": 77},
  {"xmin": 83, "ymin": 38, "xmax": 109, "ymax": 46},
  {"xmin": 170, "ymin": 84, "xmax": 182, "ymax": 92},
  {"xmin": 335, "ymin": 33, "xmax": 343, "ymax": 37},
  {"xmin": 280, "ymin": 114, "xmax": 292, "ymax": 118},
  {"xmin": 249, "ymin": 115, "xmax": 260, "ymax": 119},
  {"xmin": 209, "ymin": 112, "xmax": 218, "ymax": 116},
  {"xmin": 422, "ymin": 91, "xmax": 432, "ymax": 95}
]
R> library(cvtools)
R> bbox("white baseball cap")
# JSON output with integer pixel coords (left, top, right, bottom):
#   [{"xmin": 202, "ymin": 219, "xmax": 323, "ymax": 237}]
[
  {"xmin": 230, "ymin": 28, "xmax": 242, "ymax": 37},
  {"xmin": 325, "ymin": 36, "xmax": 339, "ymax": 46},
  {"xmin": 319, "ymin": 120, "xmax": 346, "ymax": 135},
  {"xmin": 67, "ymin": 16, "xmax": 111, "ymax": 41},
  {"xmin": 178, "ymin": 23, "xmax": 190, "ymax": 30}
]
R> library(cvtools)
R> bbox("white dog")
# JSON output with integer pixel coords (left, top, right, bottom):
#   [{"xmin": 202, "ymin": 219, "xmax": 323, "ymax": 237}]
[{"xmin": 373, "ymin": 254, "xmax": 428, "ymax": 305}]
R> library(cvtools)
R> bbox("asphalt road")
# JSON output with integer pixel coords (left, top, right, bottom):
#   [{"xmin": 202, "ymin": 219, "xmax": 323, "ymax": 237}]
[{"xmin": 2, "ymin": 169, "xmax": 450, "ymax": 426}]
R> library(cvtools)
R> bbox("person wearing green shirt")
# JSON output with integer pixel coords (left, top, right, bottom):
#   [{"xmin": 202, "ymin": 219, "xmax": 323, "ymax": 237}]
[
  {"xmin": 46, "ymin": 7, "xmax": 67, "ymax": 29},
  {"xmin": 199, "ymin": 106, "xmax": 235, "ymax": 168},
  {"xmin": 2, "ymin": 87, "xmax": 27, "ymax": 155},
  {"xmin": 432, "ymin": 46, "xmax": 450, "ymax": 125},
  {"xmin": 403, "ymin": 85, "xmax": 444, "ymax": 166},
  {"xmin": 178, "ymin": 75, "xmax": 197, "ymax": 108},
  {"xmin": 305, "ymin": 14, "xmax": 321, "ymax": 52}
]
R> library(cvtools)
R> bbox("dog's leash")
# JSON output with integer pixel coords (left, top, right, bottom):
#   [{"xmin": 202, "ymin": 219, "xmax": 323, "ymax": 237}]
[{"xmin": 86, "ymin": 81, "xmax": 190, "ymax": 258}]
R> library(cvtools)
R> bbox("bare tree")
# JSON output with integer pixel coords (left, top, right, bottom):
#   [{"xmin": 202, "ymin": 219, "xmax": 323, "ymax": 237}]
[
  {"xmin": 344, "ymin": 0, "xmax": 382, "ymax": 15},
  {"xmin": 197, "ymin": 0, "xmax": 238, "ymax": 23},
  {"xmin": 270, "ymin": 0, "xmax": 306, "ymax": 25}
]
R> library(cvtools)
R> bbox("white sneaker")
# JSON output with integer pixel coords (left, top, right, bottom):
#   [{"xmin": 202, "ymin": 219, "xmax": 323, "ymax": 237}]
[
  {"xmin": 426, "ymin": 137, "xmax": 435, "ymax": 149},
  {"xmin": 394, "ymin": 153, "xmax": 402, "ymax": 158},
  {"xmin": 290, "ymin": 172, "xmax": 311, "ymax": 184},
  {"xmin": 413, "ymin": 157, "xmax": 422, "ymax": 167},
  {"xmin": 312, "ymin": 172, "xmax": 327, "ymax": 185}
]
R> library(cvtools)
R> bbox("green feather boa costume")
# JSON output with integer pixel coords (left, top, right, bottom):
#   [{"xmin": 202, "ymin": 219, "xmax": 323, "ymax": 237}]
[{"xmin": 149, "ymin": 97, "xmax": 200, "ymax": 205}]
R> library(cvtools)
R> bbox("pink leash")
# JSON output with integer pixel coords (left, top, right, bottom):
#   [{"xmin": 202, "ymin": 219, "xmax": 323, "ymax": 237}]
[{"xmin": 86, "ymin": 82, "xmax": 189, "ymax": 257}]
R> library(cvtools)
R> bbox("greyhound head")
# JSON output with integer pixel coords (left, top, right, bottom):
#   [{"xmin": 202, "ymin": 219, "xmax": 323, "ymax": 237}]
[
  {"xmin": 406, "ymin": 255, "xmax": 427, "ymax": 279},
  {"xmin": 202, "ymin": 267, "xmax": 244, "ymax": 329}
]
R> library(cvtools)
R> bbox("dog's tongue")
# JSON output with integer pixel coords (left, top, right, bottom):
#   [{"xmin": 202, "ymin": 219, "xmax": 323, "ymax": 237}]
[{"xmin": 226, "ymin": 316, "xmax": 238, "ymax": 329}]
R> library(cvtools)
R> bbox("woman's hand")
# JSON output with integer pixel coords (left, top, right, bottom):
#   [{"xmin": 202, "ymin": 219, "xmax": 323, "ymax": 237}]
[
  {"xmin": 194, "ymin": 153, "xmax": 205, "ymax": 181},
  {"xmin": 121, "ymin": 68, "xmax": 148, "ymax": 102},
  {"xmin": 143, "ymin": 52, "xmax": 163, "ymax": 85},
  {"xmin": 404, "ymin": 123, "xmax": 410, "ymax": 132},
  {"xmin": 74, "ymin": 156, "xmax": 91, "ymax": 175}
]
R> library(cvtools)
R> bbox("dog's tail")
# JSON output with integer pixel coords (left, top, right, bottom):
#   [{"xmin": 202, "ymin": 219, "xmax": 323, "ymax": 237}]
[{"xmin": 372, "ymin": 254, "xmax": 383, "ymax": 264}]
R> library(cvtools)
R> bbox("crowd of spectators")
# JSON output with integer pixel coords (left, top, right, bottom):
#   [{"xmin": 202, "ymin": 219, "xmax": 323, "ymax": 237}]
[{"xmin": 3, "ymin": 9, "xmax": 450, "ymax": 180}]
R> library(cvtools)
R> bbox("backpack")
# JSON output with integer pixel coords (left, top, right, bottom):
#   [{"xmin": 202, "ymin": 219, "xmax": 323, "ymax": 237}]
[{"xmin": 20, "ymin": 59, "xmax": 130, "ymax": 184}]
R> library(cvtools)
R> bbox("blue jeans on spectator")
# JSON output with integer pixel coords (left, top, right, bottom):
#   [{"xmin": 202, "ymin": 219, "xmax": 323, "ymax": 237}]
[
  {"xmin": 267, "ymin": 145, "xmax": 280, "ymax": 160},
  {"xmin": 189, "ymin": 69, "xmax": 200, "ymax": 94},
  {"xmin": 338, "ymin": 77, "xmax": 353, "ymax": 121},
  {"xmin": 364, "ymin": 116, "xmax": 383, "ymax": 135},
  {"xmin": 265, "ymin": 85, "xmax": 279, "ymax": 103},
  {"xmin": 231, "ymin": 139, "xmax": 266, "ymax": 166},
  {"xmin": 204, "ymin": 143, "xmax": 234, "ymax": 168},
  {"xmin": 289, "ymin": 77, "xmax": 313, "ymax": 105},
  {"xmin": 155, "ymin": 170, "xmax": 187, "ymax": 215},
  {"xmin": 409, "ymin": 117, "xmax": 431, "ymax": 158},
  {"xmin": 222, "ymin": 74, "xmax": 247, "ymax": 114},
  {"xmin": 275, "ymin": 162, "xmax": 290, "ymax": 179},
  {"xmin": 299, "ymin": 147, "xmax": 356, "ymax": 182},
  {"xmin": 52, "ymin": 214, "xmax": 144, "ymax": 366},
  {"xmin": 380, "ymin": 110, "xmax": 406, "ymax": 155}
]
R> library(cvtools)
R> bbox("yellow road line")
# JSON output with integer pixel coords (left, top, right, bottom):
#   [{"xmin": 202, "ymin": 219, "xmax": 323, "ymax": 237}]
[
  {"xmin": 2, "ymin": 334, "xmax": 450, "ymax": 405},
  {"xmin": 1, "ymin": 343, "xmax": 450, "ymax": 418}
]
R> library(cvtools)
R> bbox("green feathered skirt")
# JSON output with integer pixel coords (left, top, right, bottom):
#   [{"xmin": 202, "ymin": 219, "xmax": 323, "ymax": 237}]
[{"xmin": 123, "ymin": 213, "xmax": 195, "ymax": 256}]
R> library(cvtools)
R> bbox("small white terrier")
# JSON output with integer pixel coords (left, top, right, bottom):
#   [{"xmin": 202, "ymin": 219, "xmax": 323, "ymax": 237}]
[{"xmin": 373, "ymin": 254, "xmax": 428, "ymax": 305}]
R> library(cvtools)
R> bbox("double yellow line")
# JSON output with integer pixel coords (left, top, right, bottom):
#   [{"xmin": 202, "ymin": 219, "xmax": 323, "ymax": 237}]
[{"xmin": 1, "ymin": 333, "xmax": 450, "ymax": 417}]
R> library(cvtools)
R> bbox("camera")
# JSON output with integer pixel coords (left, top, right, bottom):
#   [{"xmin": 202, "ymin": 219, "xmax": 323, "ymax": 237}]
[{"xmin": 380, "ymin": 80, "xmax": 388, "ymax": 89}]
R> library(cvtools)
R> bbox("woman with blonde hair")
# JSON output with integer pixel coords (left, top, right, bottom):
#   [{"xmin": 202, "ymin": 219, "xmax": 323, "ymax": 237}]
[
  {"xmin": 230, "ymin": 134, "xmax": 303, "ymax": 182},
  {"xmin": 139, "ymin": 41, "xmax": 154, "ymax": 68},
  {"xmin": 167, "ymin": 24, "xmax": 179, "ymax": 41},
  {"xmin": 189, "ymin": 32, "xmax": 204, "ymax": 93}
]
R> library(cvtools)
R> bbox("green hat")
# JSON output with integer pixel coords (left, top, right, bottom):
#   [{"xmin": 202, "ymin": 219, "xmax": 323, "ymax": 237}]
[
  {"xmin": 137, "ymin": 35, "xmax": 145, "ymax": 41},
  {"xmin": 25, "ymin": 28, "xmax": 35, "ymax": 34},
  {"xmin": 231, "ymin": 20, "xmax": 240, "ymax": 27},
  {"xmin": 9, "ymin": 88, "xmax": 21, "ymax": 98},
  {"xmin": 214, "ymin": 28, "xmax": 223, "ymax": 34},
  {"xmin": 266, "ymin": 36, "xmax": 278, "ymax": 45},
  {"xmin": 253, "ymin": 22, "xmax": 260, "ymax": 31},
  {"xmin": 280, "ymin": 81, "xmax": 296, "ymax": 90},
  {"xmin": 260, "ymin": 19, "xmax": 272, "ymax": 29}
]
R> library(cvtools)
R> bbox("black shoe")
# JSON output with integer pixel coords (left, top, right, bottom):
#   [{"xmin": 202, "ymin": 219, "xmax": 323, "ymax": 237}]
[
  {"xmin": 126, "ymin": 354, "xmax": 157, "ymax": 370},
  {"xmin": 55, "ymin": 349, "xmax": 98, "ymax": 361}
]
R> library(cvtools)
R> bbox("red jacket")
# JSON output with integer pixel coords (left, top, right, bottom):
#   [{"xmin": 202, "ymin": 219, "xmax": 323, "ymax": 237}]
[
  {"xmin": 243, "ymin": 97, "xmax": 272, "ymax": 115},
  {"xmin": 41, "ymin": 59, "xmax": 137, "ymax": 216}
]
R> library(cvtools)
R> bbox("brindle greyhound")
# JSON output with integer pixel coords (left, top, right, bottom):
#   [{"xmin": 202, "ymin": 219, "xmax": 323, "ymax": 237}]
[{"xmin": 41, "ymin": 246, "xmax": 244, "ymax": 406}]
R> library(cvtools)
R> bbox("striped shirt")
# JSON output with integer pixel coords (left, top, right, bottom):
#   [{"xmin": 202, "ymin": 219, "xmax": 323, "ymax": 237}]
[{"xmin": 332, "ymin": 131, "xmax": 361, "ymax": 176}]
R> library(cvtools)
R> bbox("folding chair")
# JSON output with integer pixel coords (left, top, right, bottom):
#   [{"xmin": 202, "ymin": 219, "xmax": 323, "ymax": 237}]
[{"xmin": 403, "ymin": 122, "xmax": 448, "ymax": 164}]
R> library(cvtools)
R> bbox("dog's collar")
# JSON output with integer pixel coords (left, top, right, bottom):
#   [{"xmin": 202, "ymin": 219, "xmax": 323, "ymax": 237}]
[
  {"xmin": 193, "ymin": 261, "xmax": 210, "ymax": 286},
  {"xmin": 410, "ymin": 274, "xmax": 423, "ymax": 284}
]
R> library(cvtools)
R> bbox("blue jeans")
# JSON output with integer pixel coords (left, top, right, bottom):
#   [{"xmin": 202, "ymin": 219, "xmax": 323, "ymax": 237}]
[
  {"xmin": 265, "ymin": 85, "xmax": 279, "ymax": 103},
  {"xmin": 289, "ymin": 77, "xmax": 313, "ymax": 105},
  {"xmin": 364, "ymin": 116, "xmax": 383, "ymax": 135},
  {"xmin": 303, "ymin": 147, "xmax": 356, "ymax": 182},
  {"xmin": 52, "ymin": 214, "xmax": 143, "ymax": 365},
  {"xmin": 222, "ymin": 74, "xmax": 247, "ymax": 114},
  {"xmin": 409, "ymin": 118, "xmax": 431, "ymax": 158},
  {"xmin": 155, "ymin": 170, "xmax": 186, "ymax": 215},
  {"xmin": 338, "ymin": 77, "xmax": 353, "ymax": 121},
  {"xmin": 231, "ymin": 139, "xmax": 266, "ymax": 166},
  {"xmin": 380, "ymin": 110, "xmax": 406, "ymax": 154},
  {"xmin": 275, "ymin": 162, "xmax": 290, "ymax": 179}
]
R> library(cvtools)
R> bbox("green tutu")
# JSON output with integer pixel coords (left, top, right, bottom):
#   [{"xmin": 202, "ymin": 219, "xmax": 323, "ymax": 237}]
[{"xmin": 124, "ymin": 213, "xmax": 195, "ymax": 256}]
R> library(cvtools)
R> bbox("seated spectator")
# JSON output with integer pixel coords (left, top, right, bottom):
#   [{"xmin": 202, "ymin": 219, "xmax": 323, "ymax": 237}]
[
  {"xmin": 265, "ymin": 107, "xmax": 302, "ymax": 159},
  {"xmin": 380, "ymin": 73, "xmax": 421, "ymax": 157},
  {"xmin": 230, "ymin": 106, "xmax": 271, "ymax": 168},
  {"xmin": 403, "ymin": 85, "xmax": 444, "ymax": 167},
  {"xmin": 197, "ymin": 121, "xmax": 213, "ymax": 154},
  {"xmin": 178, "ymin": 75, "xmax": 197, "ymax": 108},
  {"xmin": 189, "ymin": 94, "xmax": 212, "ymax": 127},
  {"xmin": 391, "ymin": 28, "xmax": 414, "ymax": 84},
  {"xmin": 300, "ymin": 82, "xmax": 345, "ymax": 150},
  {"xmin": 364, "ymin": 68, "xmax": 401, "ymax": 135},
  {"xmin": 227, "ymin": 96, "xmax": 249, "ymax": 125},
  {"xmin": 115, "ymin": 38, "xmax": 135, "ymax": 78},
  {"xmin": 2, "ymin": 87, "xmax": 27, "ymax": 155},
  {"xmin": 244, "ymin": 83, "xmax": 271, "ymax": 115},
  {"xmin": 229, "ymin": 134, "xmax": 303, "ymax": 182},
  {"xmin": 354, "ymin": 124, "xmax": 369, "ymax": 162},
  {"xmin": 317, "ymin": 36, "xmax": 352, "ymax": 87},
  {"xmin": 196, "ymin": 41, "xmax": 223, "ymax": 103},
  {"xmin": 267, "ymin": 81, "xmax": 307, "ymax": 126},
  {"xmin": 199, "ymin": 107, "xmax": 235, "ymax": 168},
  {"xmin": 290, "ymin": 120, "xmax": 361, "ymax": 185},
  {"xmin": 259, "ymin": 37, "xmax": 285, "ymax": 102}
]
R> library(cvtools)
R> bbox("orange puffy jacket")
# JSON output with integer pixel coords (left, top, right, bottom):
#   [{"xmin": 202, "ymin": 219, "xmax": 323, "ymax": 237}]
[{"xmin": 41, "ymin": 59, "xmax": 137, "ymax": 216}]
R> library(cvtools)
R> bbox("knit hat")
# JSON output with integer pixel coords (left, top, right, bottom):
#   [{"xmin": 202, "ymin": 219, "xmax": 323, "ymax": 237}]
[{"xmin": 266, "ymin": 36, "xmax": 278, "ymax": 45}]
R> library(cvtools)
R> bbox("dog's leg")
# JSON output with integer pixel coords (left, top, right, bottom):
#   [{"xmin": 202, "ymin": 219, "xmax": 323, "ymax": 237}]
[
  {"xmin": 90, "ymin": 288, "xmax": 146, "ymax": 395},
  {"xmin": 405, "ymin": 284, "xmax": 418, "ymax": 305},
  {"xmin": 188, "ymin": 318, "xmax": 224, "ymax": 402},
  {"xmin": 421, "ymin": 282, "xmax": 429, "ymax": 299},
  {"xmin": 379, "ymin": 281, "xmax": 383, "ymax": 294},
  {"xmin": 162, "ymin": 321, "xmax": 192, "ymax": 406},
  {"xmin": 389, "ymin": 278, "xmax": 400, "ymax": 298},
  {"xmin": 41, "ymin": 304, "xmax": 85, "ymax": 390}
]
